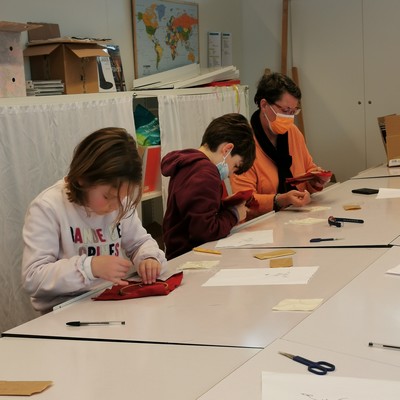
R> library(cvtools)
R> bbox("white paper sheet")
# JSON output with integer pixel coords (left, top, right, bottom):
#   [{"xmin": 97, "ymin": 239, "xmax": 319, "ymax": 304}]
[
  {"xmin": 215, "ymin": 230, "xmax": 273, "ymax": 248},
  {"xmin": 202, "ymin": 267, "xmax": 318, "ymax": 287},
  {"xmin": 386, "ymin": 263, "xmax": 400, "ymax": 275},
  {"xmin": 262, "ymin": 371, "xmax": 400, "ymax": 399},
  {"xmin": 376, "ymin": 188, "xmax": 400, "ymax": 199}
]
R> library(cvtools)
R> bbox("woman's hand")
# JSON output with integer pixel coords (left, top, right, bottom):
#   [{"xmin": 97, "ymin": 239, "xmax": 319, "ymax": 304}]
[
  {"xmin": 277, "ymin": 190, "xmax": 311, "ymax": 209},
  {"xmin": 308, "ymin": 168, "xmax": 331, "ymax": 191}
]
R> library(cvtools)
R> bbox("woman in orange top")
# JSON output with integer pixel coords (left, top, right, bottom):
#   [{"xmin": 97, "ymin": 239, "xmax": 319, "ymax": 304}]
[{"xmin": 230, "ymin": 73, "xmax": 330, "ymax": 219}]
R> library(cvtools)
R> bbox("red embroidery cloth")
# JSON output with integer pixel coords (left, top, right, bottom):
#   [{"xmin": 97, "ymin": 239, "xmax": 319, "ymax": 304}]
[
  {"xmin": 92, "ymin": 272, "xmax": 183, "ymax": 301},
  {"xmin": 285, "ymin": 170, "xmax": 332, "ymax": 185},
  {"xmin": 222, "ymin": 189, "xmax": 259, "ymax": 209}
]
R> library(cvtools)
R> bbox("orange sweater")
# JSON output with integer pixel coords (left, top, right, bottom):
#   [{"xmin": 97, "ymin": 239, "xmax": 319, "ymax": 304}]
[{"xmin": 230, "ymin": 121, "xmax": 318, "ymax": 218}]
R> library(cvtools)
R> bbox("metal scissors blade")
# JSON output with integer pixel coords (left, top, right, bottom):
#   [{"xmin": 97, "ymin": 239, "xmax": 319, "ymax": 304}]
[{"xmin": 279, "ymin": 351, "xmax": 335, "ymax": 375}]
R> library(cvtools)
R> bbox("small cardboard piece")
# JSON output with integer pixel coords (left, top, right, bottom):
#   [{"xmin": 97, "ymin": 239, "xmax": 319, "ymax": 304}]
[
  {"xmin": 377, "ymin": 114, "xmax": 400, "ymax": 167},
  {"xmin": 0, "ymin": 21, "xmax": 42, "ymax": 97},
  {"xmin": 23, "ymin": 23, "xmax": 109, "ymax": 94},
  {"xmin": 254, "ymin": 249, "xmax": 296, "ymax": 260},
  {"xmin": 270, "ymin": 257, "xmax": 293, "ymax": 268}
]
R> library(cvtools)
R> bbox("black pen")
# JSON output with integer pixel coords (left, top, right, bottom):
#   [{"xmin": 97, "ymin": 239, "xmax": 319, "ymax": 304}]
[
  {"xmin": 66, "ymin": 320, "xmax": 125, "ymax": 327},
  {"xmin": 333, "ymin": 217, "xmax": 364, "ymax": 224},
  {"xmin": 368, "ymin": 341, "xmax": 400, "ymax": 351},
  {"xmin": 310, "ymin": 237, "xmax": 344, "ymax": 243}
]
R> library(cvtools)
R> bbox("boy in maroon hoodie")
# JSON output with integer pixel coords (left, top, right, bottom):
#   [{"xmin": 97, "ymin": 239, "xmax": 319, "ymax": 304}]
[{"xmin": 161, "ymin": 113, "xmax": 256, "ymax": 260}]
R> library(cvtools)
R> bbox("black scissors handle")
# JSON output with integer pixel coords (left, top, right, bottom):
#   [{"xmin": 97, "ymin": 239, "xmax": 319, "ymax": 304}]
[{"xmin": 294, "ymin": 355, "xmax": 336, "ymax": 375}]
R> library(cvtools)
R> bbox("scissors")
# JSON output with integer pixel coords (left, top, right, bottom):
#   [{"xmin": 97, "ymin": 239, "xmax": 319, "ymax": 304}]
[{"xmin": 279, "ymin": 352, "xmax": 335, "ymax": 375}]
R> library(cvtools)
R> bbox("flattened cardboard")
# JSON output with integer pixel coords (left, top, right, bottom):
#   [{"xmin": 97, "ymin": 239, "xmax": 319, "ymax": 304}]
[{"xmin": 377, "ymin": 114, "xmax": 400, "ymax": 167}]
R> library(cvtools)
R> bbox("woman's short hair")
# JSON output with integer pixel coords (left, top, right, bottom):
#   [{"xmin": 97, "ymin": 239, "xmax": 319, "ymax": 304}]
[{"xmin": 254, "ymin": 72, "xmax": 302, "ymax": 107}]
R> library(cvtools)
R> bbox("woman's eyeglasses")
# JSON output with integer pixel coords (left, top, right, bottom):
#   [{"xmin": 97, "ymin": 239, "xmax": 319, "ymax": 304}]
[{"xmin": 273, "ymin": 103, "xmax": 302, "ymax": 116}]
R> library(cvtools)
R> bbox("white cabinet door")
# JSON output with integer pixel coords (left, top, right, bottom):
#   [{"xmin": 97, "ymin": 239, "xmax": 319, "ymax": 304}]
[{"xmin": 291, "ymin": 0, "xmax": 369, "ymax": 181}]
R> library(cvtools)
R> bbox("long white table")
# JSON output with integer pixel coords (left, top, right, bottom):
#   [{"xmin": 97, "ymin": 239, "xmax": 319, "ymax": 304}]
[
  {"xmin": 0, "ymin": 337, "xmax": 257, "ymax": 400},
  {"xmin": 3, "ymin": 247, "xmax": 387, "ymax": 348},
  {"xmin": 199, "ymin": 338, "xmax": 400, "ymax": 399},
  {"xmin": 351, "ymin": 163, "xmax": 400, "ymax": 179},
  {"xmin": 282, "ymin": 246, "xmax": 400, "ymax": 367},
  {"xmin": 215, "ymin": 177, "xmax": 400, "ymax": 248}
]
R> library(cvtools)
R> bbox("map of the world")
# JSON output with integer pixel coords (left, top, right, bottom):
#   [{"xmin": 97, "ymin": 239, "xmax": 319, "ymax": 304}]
[{"xmin": 133, "ymin": 0, "xmax": 199, "ymax": 78}]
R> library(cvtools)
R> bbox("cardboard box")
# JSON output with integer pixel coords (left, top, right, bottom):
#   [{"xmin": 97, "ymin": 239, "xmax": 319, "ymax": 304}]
[
  {"xmin": 24, "ymin": 39, "xmax": 108, "ymax": 94},
  {"xmin": 377, "ymin": 114, "xmax": 400, "ymax": 167},
  {"xmin": 0, "ymin": 21, "xmax": 41, "ymax": 97},
  {"xmin": 138, "ymin": 145, "xmax": 161, "ymax": 194}
]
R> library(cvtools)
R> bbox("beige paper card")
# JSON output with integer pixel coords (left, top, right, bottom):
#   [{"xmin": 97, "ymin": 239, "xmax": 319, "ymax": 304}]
[
  {"xmin": 0, "ymin": 380, "xmax": 52, "ymax": 396},
  {"xmin": 272, "ymin": 298, "xmax": 323, "ymax": 311},
  {"xmin": 343, "ymin": 204, "xmax": 361, "ymax": 210},
  {"xmin": 270, "ymin": 257, "xmax": 293, "ymax": 268},
  {"xmin": 254, "ymin": 249, "xmax": 296, "ymax": 260}
]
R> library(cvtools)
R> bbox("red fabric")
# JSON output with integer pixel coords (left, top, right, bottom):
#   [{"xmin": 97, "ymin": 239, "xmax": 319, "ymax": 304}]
[
  {"xmin": 285, "ymin": 170, "xmax": 332, "ymax": 185},
  {"xmin": 92, "ymin": 272, "xmax": 183, "ymax": 301},
  {"xmin": 222, "ymin": 190, "xmax": 259, "ymax": 209}
]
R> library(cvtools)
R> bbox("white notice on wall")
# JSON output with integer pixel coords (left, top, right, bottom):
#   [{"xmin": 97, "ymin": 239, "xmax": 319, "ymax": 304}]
[
  {"xmin": 221, "ymin": 32, "xmax": 232, "ymax": 66},
  {"xmin": 208, "ymin": 32, "xmax": 222, "ymax": 67}
]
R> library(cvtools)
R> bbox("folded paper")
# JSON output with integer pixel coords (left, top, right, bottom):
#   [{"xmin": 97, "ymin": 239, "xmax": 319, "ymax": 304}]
[{"xmin": 177, "ymin": 261, "xmax": 219, "ymax": 270}]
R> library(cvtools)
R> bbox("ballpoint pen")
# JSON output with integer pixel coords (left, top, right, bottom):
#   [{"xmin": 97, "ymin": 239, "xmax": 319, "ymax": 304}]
[
  {"xmin": 66, "ymin": 320, "xmax": 125, "ymax": 326},
  {"xmin": 330, "ymin": 216, "xmax": 364, "ymax": 224},
  {"xmin": 310, "ymin": 237, "xmax": 344, "ymax": 243}
]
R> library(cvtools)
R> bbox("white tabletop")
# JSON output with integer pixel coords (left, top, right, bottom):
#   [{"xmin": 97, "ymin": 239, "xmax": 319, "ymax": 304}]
[
  {"xmin": 283, "ymin": 246, "xmax": 400, "ymax": 367},
  {"xmin": 218, "ymin": 177, "xmax": 400, "ymax": 248},
  {"xmin": 3, "ymin": 247, "xmax": 387, "ymax": 348},
  {"xmin": 0, "ymin": 337, "xmax": 257, "ymax": 400},
  {"xmin": 199, "ymin": 338, "xmax": 400, "ymax": 399},
  {"xmin": 351, "ymin": 163, "xmax": 400, "ymax": 179}
]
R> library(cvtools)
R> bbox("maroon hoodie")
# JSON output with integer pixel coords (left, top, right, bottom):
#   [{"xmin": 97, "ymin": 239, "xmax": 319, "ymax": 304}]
[{"xmin": 161, "ymin": 149, "xmax": 238, "ymax": 260}]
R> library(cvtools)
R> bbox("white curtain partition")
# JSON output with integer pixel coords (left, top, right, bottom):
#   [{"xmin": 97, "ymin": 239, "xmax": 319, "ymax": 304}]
[
  {"xmin": 157, "ymin": 85, "xmax": 249, "ymax": 208},
  {"xmin": 0, "ymin": 93, "xmax": 134, "ymax": 332}
]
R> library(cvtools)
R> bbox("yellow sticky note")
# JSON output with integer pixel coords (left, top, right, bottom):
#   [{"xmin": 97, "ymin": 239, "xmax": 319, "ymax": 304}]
[{"xmin": 272, "ymin": 298, "xmax": 323, "ymax": 311}]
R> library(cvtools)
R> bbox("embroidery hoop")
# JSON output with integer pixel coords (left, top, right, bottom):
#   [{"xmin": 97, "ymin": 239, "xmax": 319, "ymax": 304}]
[{"xmin": 118, "ymin": 281, "xmax": 169, "ymax": 296}]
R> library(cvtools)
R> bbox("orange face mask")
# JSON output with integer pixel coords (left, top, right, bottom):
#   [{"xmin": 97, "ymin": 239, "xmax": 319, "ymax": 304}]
[{"xmin": 264, "ymin": 105, "xmax": 295, "ymax": 134}]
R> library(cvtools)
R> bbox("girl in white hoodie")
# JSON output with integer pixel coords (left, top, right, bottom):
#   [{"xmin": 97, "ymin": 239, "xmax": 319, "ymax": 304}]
[{"xmin": 22, "ymin": 127, "xmax": 166, "ymax": 312}]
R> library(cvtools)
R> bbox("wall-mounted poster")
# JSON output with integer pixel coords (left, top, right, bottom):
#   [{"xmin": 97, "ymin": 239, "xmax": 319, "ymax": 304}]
[{"xmin": 132, "ymin": 0, "xmax": 199, "ymax": 78}]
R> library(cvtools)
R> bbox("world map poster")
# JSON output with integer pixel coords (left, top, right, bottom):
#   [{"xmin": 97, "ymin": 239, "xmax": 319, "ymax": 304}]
[{"xmin": 132, "ymin": 0, "xmax": 199, "ymax": 78}]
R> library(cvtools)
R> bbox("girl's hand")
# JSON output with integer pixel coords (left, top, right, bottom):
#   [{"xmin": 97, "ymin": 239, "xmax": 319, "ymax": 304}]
[
  {"xmin": 138, "ymin": 258, "xmax": 161, "ymax": 284},
  {"xmin": 91, "ymin": 255, "xmax": 132, "ymax": 286}
]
